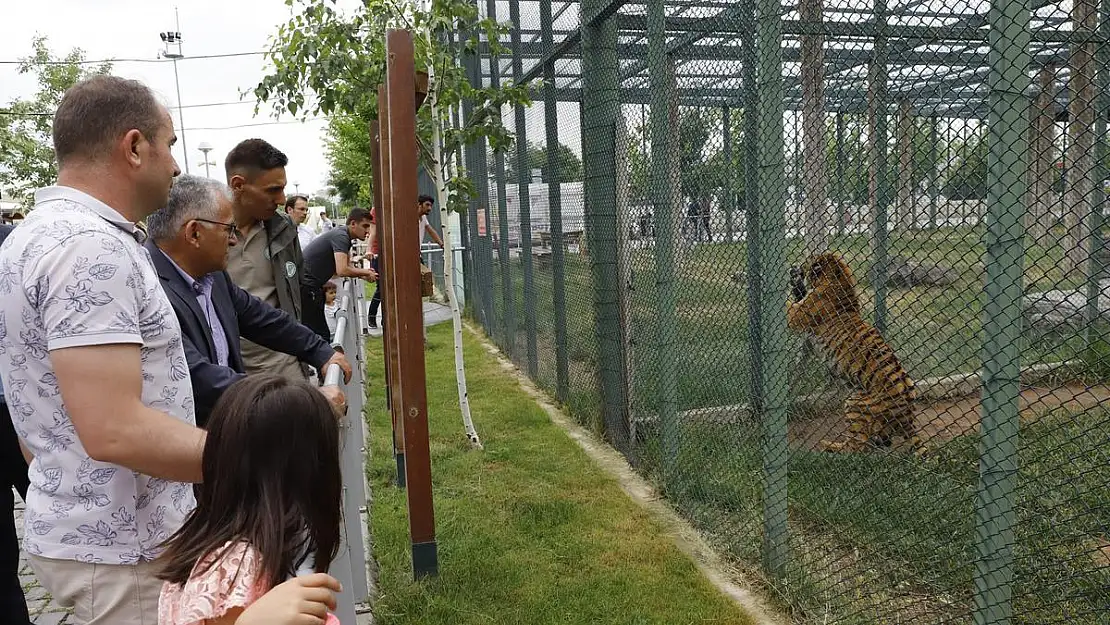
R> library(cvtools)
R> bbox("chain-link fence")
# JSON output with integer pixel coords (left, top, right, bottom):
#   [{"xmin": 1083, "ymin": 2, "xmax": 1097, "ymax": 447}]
[{"xmin": 452, "ymin": 0, "xmax": 1110, "ymax": 622}]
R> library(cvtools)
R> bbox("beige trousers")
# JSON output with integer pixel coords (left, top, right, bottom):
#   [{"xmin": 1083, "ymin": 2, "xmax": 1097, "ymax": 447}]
[{"xmin": 28, "ymin": 555, "xmax": 162, "ymax": 625}]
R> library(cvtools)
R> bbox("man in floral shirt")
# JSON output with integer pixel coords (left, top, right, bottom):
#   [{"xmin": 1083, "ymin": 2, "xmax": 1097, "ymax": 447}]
[{"xmin": 0, "ymin": 76, "xmax": 205, "ymax": 624}]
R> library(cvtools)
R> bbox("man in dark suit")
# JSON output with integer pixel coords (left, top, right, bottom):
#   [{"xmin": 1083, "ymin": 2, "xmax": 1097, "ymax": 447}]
[
  {"xmin": 144, "ymin": 175, "xmax": 352, "ymax": 427},
  {"xmin": 0, "ymin": 221, "xmax": 31, "ymax": 624}
]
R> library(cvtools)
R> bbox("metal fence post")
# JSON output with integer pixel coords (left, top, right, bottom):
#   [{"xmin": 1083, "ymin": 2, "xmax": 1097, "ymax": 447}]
[
  {"xmin": 971, "ymin": 0, "xmax": 1030, "ymax": 621},
  {"xmin": 868, "ymin": 0, "xmax": 890, "ymax": 334},
  {"xmin": 509, "ymin": 0, "xmax": 538, "ymax": 377},
  {"xmin": 835, "ymin": 112, "xmax": 846, "ymax": 235},
  {"xmin": 928, "ymin": 116, "xmax": 939, "ymax": 229},
  {"xmin": 581, "ymin": 0, "xmax": 630, "ymax": 453},
  {"xmin": 540, "ymin": 0, "xmax": 570, "ymax": 403},
  {"xmin": 486, "ymin": 0, "xmax": 515, "ymax": 357},
  {"xmin": 723, "ymin": 106, "xmax": 735, "ymax": 243},
  {"xmin": 648, "ymin": 0, "xmax": 679, "ymax": 483},
  {"xmin": 753, "ymin": 0, "xmax": 790, "ymax": 580}
]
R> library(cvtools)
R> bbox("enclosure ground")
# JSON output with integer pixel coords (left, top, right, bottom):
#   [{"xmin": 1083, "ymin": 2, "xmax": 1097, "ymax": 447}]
[
  {"xmin": 788, "ymin": 383, "xmax": 1110, "ymax": 451},
  {"xmin": 363, "ymin": 323, "xmax": 760, "ymax": 625}
]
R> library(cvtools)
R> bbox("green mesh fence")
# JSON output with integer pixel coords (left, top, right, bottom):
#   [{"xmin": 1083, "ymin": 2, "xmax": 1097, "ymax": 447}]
[{"xmin": 453, "ymin": 0, "xmax": 1110, "ymax": 622}]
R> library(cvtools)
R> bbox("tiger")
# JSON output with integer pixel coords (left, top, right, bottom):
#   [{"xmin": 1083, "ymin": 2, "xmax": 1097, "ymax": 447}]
[{"xmin": 786, "ymin": 252, "xmax": 927, "ymax": 456}]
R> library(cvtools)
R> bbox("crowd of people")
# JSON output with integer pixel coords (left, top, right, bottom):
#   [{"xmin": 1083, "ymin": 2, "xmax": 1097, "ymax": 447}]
[{"xmin": 0, "ymin": 72, "xmax": 440, "ymax": 625}]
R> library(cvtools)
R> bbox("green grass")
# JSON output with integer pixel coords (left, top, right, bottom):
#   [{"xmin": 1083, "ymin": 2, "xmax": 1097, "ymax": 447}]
[
  {"xmin": 644, "ymin": 410, "xmax": 1110, "ymax": 624},
  {"xmin": 363, "ymin": 323, "xmax": 757, "ymax": 625}
]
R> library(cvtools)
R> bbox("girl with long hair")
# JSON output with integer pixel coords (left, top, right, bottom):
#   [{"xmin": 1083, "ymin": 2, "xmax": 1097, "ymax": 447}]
[{"xmin": 157, "ymin": 374, "xmax": 343, "ymax": 625}]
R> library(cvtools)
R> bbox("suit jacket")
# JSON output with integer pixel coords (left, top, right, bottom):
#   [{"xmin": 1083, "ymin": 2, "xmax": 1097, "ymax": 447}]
[{"xmin": 145, "ymin": 240, "xmax": 335, "ymax": 427}]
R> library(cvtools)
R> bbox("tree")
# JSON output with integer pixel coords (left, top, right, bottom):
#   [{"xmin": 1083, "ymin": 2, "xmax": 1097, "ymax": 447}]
[
  {"xmin": 323, "ymin": 115, "xmax": 373, "ymax": 206},
  {"xmin": 0, "ymin": 36, "xmax": 111, "ymax": 206},
  {"xmin": 252, "ymin": 0, "xmax": 530, "ymax": 214},
  {"xmin": 502, "ymin": 140, "xmax": 583, "ymax": 183}
]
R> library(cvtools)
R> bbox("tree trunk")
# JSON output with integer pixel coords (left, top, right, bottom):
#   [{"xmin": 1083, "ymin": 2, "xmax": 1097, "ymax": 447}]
[
  {"xmin": 800, "ymin": 0, "xmax": 830, "ymax": 253},
  {"xmin": 1065, "ymin": 1, "xmax": 1096, "ymax": 275},
  {"xmin": 896, "ymin": 99, "xmax": 915, "ymax": 229},
  {"xmin": 1028, "ymin": 65, "xmax": 1056, "ymax": 242}
]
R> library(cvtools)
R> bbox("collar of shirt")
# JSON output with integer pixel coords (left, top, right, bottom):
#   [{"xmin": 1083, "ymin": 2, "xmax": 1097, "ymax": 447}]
[
  {"xmin": 34, "ymin": 186, "xmax": 147, "ymax": 243},
  {"xmin": 161, "ymin": 251, "xmax": 216, "ymax": 297}
]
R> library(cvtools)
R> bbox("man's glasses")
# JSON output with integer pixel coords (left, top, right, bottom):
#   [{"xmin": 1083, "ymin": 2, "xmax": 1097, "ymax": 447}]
[{"xmin": 194, "ymin": 218, "xmax": 241, "ymax": 239}]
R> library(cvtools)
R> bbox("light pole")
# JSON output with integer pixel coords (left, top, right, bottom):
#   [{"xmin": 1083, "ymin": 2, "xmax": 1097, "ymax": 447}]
[
  {"xmin": 293, "ymin": 181, "xmax": 301, "ymax": 195},
  {"xmin": 159, "ymin": 8, "xmax": 189, "ymax": 174},
  {"xmin": 197, "ymin": 142, "xmax": 215, "ymax": 178}
]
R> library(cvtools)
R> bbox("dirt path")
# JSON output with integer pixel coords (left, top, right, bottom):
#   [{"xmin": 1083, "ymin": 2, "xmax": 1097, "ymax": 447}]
[{"xmin": 789, "ymin": 384, "xmax": 1110, "ymax": 451}]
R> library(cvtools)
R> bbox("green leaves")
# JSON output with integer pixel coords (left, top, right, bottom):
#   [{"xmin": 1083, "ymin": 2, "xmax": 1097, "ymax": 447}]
[
  {"xmin": 253, "ymin": 0, "xmax": 533, "ymax": 214},
  {"xmin": 0, "ymin": 36, "xmax": 113, "ymax": 207}
]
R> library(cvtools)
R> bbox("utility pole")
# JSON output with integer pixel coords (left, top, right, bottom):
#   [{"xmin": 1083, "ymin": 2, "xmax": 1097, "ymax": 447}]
[{"xmin": 159, "ymin": 7, "xmax": 189, "ymax": 174}]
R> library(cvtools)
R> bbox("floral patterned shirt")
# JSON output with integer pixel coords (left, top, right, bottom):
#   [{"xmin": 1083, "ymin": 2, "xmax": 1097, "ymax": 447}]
[{"xmin": 0, "ymin": 186, "xmax": 197, "ymax": 565}]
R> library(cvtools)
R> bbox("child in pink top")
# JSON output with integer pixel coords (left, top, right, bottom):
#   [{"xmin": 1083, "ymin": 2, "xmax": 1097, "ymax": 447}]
[{"xmin": 156, "ymin": 374, "xmax": 344, "ymax": 625}]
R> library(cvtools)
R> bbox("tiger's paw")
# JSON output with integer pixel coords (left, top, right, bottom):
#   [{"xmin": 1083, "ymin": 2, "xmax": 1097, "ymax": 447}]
[{"xmin": 818, "ymin": 439, "xmax": 856, "ymax": 453}]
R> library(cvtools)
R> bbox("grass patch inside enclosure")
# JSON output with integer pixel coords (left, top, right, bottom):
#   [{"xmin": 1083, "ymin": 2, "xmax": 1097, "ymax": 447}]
[
  {"xmin": 363, "ymin": 323, "xmax": 757, "ymax": 625},
  {"xmin": 646, "ymin": 408, "xmax": 1110, "ymax": 624}
]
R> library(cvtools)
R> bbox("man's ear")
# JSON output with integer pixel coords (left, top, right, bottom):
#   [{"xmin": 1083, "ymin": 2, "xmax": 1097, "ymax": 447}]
[
  {"xmin": 228, "ymin": 174, "xmax": 246, "ymax": 192},
  {"xmin": 122, "ymin": 129, "xmax": 145, "ymax": 168},
  {"xmin": 184, "ymin": 220, "xmax": 202, "ymax": 245}
]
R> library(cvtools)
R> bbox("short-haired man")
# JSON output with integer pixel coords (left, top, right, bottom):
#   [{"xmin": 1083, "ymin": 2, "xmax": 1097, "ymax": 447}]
[
  {"xmin": 286, "ymin": 194, "xmax": 316, "ymax": 249},
  {"xmin": 223, "ymin": 138, "xmax": 307, "ymax": 382},
  {"xmin": 366, "ymin": 194, "xmax": 444, "ymax": 329},
  {"xmin": 300, "ymin": 208, "xmax": 378, "ymax": 341},
  {"xmin": 144, "ymin": 175, "xmax": 352, "ymax": 426},
  {"xmin": 0, "ymin": 75, "xmax": 204, "ymax": 624}
]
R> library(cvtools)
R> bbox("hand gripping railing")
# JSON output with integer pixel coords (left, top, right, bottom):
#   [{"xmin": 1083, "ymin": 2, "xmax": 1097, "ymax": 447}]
[{"xmin": 321, "ymin": 277, "xmax": 374, "ymax": 623}]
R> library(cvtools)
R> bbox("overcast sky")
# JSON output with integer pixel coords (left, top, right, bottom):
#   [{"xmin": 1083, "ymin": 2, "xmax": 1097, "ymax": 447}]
[
  {"xmin": 0, "ymin": 0, "xmax": 597, "ymax": 200},
  {"xmin": 0, "ymin": 0, "xmax": 340, "ymax": 196}
]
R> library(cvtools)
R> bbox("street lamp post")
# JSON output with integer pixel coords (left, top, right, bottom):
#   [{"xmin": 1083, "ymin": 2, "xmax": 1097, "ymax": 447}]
[
  {"xmin": 159, "ymin": 8, "xmax": 189, "ymax": 174},
  {"xmin": 197, "ymin": 141, "xmax": 215, "ymax": 178}
]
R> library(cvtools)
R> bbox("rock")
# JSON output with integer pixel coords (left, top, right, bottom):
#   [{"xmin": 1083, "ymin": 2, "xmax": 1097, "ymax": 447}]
[
  {"xmin": 885, "ymin": 255, "xmax": 961, "ymax": 288},
  {"xmin": 1024, "ymin": 278, "xmax": 1110, "ymax": 328}
]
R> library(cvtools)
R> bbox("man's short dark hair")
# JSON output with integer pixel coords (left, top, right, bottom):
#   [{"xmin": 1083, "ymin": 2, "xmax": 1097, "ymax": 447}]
[
  {"xmin": 417, "ymin": 194, "xmax": 435, "ymax": 205},
  {"xmin": 284, "ymin": 195, "xmax": 307, "ymax": 211},
  {"xmin": 347, "ymin": 208, "xmax": 371, "ymax": 223},
  {"xmin": 224, "ymin": 138, "xmax": 288, "ymax": 178},
  {"xmin": 53, "ymin": 75, "xmax": 165, "ymax": 167}
]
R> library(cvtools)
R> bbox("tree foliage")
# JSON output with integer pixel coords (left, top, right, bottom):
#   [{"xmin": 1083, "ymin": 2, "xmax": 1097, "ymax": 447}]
[
  {"xmin": 253, "ymin": 0, "xmax": 531, "ymax": 213},
  {"xmin": 0, "ymin": 36, "xmax": 111, "ymax": 206},
  {"xmin": 501, "ymin": 140, "xmax": 583, "ymax": 184}
]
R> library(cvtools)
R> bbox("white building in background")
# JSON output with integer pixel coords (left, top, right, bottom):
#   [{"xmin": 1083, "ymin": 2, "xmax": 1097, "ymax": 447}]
[{"xmin": 487, "ymin": 170, "xmax": 586, "ymax": 248}]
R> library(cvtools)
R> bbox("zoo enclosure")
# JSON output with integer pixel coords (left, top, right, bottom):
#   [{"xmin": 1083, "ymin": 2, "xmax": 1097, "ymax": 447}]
[{"xmin": 450, "ymin": 0, "xmax": 1110, "ymax": 623}]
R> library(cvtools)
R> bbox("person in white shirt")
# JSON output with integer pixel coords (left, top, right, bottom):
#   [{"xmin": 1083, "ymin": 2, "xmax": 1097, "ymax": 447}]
[
  {"xmin": 323, "ymin": 280, "xmax": 340, "ymax": 341},
  {"xmin": 285, "ymin": 195, "xmax": 316, "ymax": 250},
  {"xmin": 0, "ymin": 75, "xmax": 205, "ymax": 625}
]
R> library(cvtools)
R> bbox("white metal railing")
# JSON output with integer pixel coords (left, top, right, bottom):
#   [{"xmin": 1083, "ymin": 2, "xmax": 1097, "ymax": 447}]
[{"xmin": 322, "ymin": 277, "xmax": 373, "ymax": 623}]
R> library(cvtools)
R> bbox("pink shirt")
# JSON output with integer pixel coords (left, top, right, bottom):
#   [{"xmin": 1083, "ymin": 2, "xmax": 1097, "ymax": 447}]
[{"xmin": 159, "ymin": 540, "xmax": 341, "ymax": 625}]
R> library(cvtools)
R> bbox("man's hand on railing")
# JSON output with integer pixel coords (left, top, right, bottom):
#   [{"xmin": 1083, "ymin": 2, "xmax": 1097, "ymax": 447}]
[{"xmin": 321, "ymin": 352, "xmax": 353, "ymax": 384}]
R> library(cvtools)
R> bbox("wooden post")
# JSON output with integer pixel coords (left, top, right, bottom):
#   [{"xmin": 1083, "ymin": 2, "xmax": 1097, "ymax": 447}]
[
  {"xmin": 374, "ymin": 88, "xmax": 406, "ymax": 488},
  {"xmin": 382, "ymin": 29, "xmax": 437, "ymax": 579}
]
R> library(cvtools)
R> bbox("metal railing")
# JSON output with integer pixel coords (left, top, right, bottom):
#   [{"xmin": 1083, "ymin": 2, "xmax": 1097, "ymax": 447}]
[{"xmin": 322, "ymin": 277, "xmax": 373, "ymax": 623}]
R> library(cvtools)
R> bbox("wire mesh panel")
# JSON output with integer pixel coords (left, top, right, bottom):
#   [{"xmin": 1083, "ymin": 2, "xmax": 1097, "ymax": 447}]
[{"xmin": 457, "ymin": 0, "xmax": 1110, "ymax": 622}]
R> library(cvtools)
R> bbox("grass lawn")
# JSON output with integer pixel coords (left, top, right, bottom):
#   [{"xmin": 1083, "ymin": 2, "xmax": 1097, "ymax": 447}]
[{"xmin": 363, "ymin": 323, "xmax": 759, "ymax": 625}]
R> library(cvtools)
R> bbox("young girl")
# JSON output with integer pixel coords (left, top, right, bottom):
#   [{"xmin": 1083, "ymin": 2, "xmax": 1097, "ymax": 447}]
[{"xmin": 157, "ymin": 374, "xmax": 344, "ymax": 625}]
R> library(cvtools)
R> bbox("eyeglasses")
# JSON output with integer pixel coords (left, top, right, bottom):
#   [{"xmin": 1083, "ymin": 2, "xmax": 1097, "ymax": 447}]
[{"xmin": 194, "ymin": 218, "xmax": 241, "ymax": 239}]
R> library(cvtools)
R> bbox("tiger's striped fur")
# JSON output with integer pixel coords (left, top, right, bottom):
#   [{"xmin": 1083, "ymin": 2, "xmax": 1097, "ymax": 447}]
[{"xmin": 786, "ymin": 253, "xmax": 927, "ymax": 456}]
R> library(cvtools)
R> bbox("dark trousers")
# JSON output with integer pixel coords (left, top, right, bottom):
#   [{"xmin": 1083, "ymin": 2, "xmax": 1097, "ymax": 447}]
[
  {"xmin": 300, "ymin": 283, "xmax": 332, "ymax": 344},
  {"xmin": 368, "ymin": 256, "xmax": 384, "ymax": 322},
  {"xmin": 1, "ymin": 402, "xmax": 31, "ymax": 625}
]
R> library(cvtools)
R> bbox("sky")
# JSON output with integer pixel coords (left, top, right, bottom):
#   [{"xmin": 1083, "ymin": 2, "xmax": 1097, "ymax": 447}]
[
  {"xmin": 0, "ymin": 0, "xmax": 599, "ymax": 204},
  {"xmin": 0, "ymin": 0, "xmax": 338, "ymax": 197}
]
